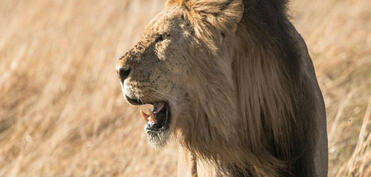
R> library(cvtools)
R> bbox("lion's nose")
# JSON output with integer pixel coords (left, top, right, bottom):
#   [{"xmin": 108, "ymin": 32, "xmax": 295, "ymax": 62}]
[{"xmin": 118, "ymin": 67, "xmax": 131, "ymax": 81}]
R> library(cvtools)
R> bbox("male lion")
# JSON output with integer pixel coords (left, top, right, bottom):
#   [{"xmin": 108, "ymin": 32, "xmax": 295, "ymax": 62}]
[{"xmin": 116, "ymin": 0, "xmax": 328, "ymax": 176}]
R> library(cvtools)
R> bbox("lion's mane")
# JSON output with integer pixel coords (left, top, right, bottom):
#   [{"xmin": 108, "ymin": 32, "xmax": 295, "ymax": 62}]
[{"xmin": 168, "ymin": 0, "xmax": 327, "ymax": 177}]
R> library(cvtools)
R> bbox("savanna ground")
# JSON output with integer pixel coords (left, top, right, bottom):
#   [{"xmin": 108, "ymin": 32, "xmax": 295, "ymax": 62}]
[{"xmin": 0, "ymin": 0, "xmax": 370, "ymax": 176}]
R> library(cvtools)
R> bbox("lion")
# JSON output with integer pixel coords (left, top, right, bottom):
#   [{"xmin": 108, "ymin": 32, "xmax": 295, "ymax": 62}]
[{"xmin": 115, "ymin": 0, "xmax": 328, "ymax": 176}]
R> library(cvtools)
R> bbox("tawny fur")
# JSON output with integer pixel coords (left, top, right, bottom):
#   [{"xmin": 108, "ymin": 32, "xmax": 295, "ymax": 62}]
[{"xmin": 117, "ymin": 0, "xmax": 328, "ymax": 176}]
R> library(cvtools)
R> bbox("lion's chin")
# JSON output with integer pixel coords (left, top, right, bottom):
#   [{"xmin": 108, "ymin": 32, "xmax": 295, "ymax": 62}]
[{"xmin": 145, "ymin": 129, "xmax": 170, "ymax": 148}]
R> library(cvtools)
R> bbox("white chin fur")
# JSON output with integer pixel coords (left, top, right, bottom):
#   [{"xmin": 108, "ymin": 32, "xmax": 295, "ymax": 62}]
[{"xmin": 145, "ymin": 129, "xmax": 170, "ymax": 148}]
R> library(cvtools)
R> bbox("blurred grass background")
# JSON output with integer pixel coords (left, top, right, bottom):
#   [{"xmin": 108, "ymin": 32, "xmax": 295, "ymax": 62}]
[{"xmin": 0, "ymin": 0, "xmax": 370, "ymax": 176}]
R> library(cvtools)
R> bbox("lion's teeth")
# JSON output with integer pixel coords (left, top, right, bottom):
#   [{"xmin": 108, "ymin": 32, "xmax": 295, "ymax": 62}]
[
  {"xmin": 140, "ymin": 110, "xmax": 150, "ymax": 122},
  {"xmin": 140, "ymin": 110, "xmax": 157, "ymax": 123}
]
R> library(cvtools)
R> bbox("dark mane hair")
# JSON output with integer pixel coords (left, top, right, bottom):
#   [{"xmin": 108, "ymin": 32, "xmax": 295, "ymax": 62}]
[
  {"xmin": 229, "ymin": 1, "xmax": 319, "ymax": 176},
  {"xmin": 166, "ymin": 0, "xmax": 327, "ymax": 176}
]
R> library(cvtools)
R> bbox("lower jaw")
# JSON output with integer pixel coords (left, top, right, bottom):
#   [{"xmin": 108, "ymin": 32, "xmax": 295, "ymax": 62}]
[{"xmin": 145, "ymin": 129, "xmax": 170, "ymax": 148}]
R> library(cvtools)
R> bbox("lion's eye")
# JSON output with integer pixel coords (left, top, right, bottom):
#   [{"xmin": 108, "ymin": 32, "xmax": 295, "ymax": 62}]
[
  {"xmin": 155, "ymin": 35, "xmax": 164, "ymax": 43},
  {"xmin": 155, "ymin": 33, "xmax": 170, "ymax": 43}
]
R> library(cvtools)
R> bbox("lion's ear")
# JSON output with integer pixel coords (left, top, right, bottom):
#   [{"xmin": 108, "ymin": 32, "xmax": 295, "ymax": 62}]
[
  {"xmin": 167, "ymin": 0, "xmax": 186, "ymax": 6},
  {"xmin": 169, "ymin": 0, "xmax": 244, "ymax": 32}
]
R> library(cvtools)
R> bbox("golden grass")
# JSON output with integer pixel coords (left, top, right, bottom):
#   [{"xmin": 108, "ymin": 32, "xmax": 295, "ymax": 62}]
[{"xmin": 0, "ymin": 0, "xmax": 370, "ymax": 176}]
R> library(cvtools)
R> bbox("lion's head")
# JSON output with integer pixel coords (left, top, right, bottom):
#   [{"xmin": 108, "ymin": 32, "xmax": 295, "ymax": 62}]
[
  {"xmin": 116, "ymin": 0, "xmax": 326, "ymax": 176},
  {"xmin": 116, "ymin": 0, "xmax": 244, "ymax": 148}
]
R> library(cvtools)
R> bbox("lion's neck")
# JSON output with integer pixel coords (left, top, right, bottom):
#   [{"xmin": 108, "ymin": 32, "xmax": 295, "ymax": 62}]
[{"xmin": 177, "ymin": 1, "xmax": 314, "ymax": 177}]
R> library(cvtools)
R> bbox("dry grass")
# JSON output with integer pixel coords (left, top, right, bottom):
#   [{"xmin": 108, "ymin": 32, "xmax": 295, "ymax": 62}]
[{"xmin": 0, "ymin": 0, "xmax": 369, "ymax": 176}]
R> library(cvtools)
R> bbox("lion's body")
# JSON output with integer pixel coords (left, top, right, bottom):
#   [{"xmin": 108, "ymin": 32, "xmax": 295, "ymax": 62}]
[{"xmin": 117, "ymin": 0, "xmax": 328, "ymax": 176}]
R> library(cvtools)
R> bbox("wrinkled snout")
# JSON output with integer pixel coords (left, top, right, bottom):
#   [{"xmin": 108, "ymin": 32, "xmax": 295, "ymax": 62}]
[{"xmin": 116, "ymin": 41, "xmax": 148, "ymax": 81}]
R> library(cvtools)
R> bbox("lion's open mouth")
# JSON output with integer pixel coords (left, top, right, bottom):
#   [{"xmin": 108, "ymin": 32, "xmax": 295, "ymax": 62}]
[
  {"xmin": 140, "ymin": 102, "xmax": 170, "ymax": 132},
  {"xmin": 125, "ymin": 96, "xmax": 171, "ymax": 132}
]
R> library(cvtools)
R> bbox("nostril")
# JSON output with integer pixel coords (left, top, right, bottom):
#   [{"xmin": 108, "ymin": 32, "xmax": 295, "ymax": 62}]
[{"xmin": 119, "ymin": 68, "xmax": 131, "ymax": 80}]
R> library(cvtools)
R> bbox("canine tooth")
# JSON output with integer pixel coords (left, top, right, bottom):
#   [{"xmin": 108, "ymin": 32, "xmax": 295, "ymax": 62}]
[{"xmin": 140, "ymin": 110, "xmax": 149, "ymax": 122}]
